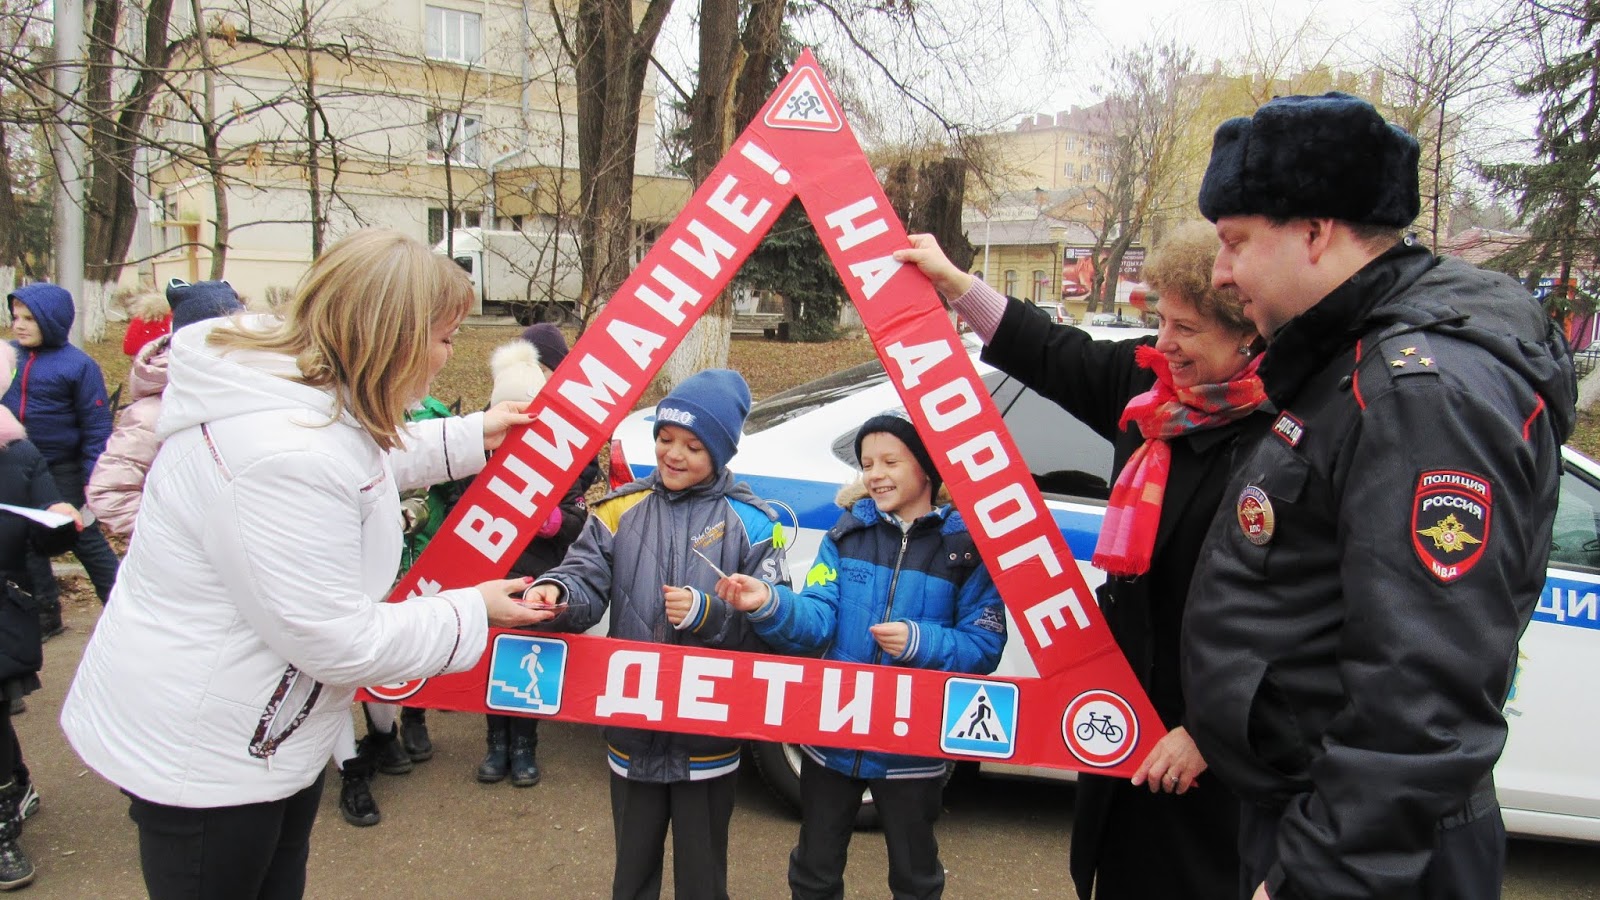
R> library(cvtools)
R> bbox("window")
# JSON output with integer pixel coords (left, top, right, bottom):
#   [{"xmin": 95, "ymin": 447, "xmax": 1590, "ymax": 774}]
[
  {"xmin": 427, "ymin": 208, "xmax": 481, "ymax": 246},
  {"xmin": 425, "ymin": 6, "xmax": 482, "ymax": 64},
  {"xmin": 1031, "ymin": 270, "xmax": 1048, "ymax": 302},
  {"xmin": 427, "ymin": 112, "xmax": 481, "ymax": 165},
  {"xmin": 1003, "ymin": 269, "xmax": 1017, "ymax": 296},
  {"xmin": 1552, "ymin": 464, "xmax": 1600, "ymax": 570}
]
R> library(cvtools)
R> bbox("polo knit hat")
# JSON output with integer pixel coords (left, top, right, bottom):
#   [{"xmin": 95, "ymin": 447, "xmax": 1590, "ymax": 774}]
[
  {"xmin": 520, "ymin": 323, "xmax": 569, "ymax": 371},
  {"xmin": 653, "ymin": 369, "xmax": 751, "ymax": 473},
  {"xmin": 854, "ymin": 413, "xmax": 941, "ymax": 495},
  {"xmin": 1198, "ymin": 92, "xmax": 1420, "ymax": 228},
  {"xmin": 167, "ymin": 278, "xmax": 244, "ymax": 331}
]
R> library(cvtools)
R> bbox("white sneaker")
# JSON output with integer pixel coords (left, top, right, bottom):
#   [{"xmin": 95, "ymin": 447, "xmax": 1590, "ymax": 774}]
[{"xmin": 17, "ymin": 784, "xmax": 37, "ymax": 821}]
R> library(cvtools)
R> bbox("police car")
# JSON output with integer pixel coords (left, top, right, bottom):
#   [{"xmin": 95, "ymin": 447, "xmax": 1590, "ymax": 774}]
[{"xmin": 610, "ymin": 332, "xmax": 1600, "ymax": 842}]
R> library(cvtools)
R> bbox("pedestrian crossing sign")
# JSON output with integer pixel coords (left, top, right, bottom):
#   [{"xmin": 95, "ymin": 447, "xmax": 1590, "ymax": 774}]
[
  {"xmin": 940, "ymin": 678, "xmax": 1018, "ymax": 759},
  {"xmin": 485, "ymin": 634, "xmax": 568, "ymax": 716}
]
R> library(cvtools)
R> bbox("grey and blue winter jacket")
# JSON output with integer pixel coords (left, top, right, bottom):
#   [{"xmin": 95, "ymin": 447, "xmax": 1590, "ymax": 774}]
[{"xmin": 537, "ymin": 468, "xmax": 787, "ymax": 783}]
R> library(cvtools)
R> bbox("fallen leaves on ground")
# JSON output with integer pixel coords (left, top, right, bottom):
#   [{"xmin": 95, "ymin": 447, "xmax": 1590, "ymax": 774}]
[{"xmin": 86, "ymin": 321, "xmax": 880, "ymax": 415}]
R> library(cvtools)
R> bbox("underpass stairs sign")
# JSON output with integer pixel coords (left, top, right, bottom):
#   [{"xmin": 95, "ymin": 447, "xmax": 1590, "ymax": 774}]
[{"xmin": 486, "ymin": 634, "xmax": 567, "ymax": 716}]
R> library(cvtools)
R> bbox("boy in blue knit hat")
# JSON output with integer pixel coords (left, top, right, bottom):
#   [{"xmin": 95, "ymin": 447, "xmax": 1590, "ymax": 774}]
[{"xmin": 525, "ymin": 368, "xmax": 787, "ymax": 900}]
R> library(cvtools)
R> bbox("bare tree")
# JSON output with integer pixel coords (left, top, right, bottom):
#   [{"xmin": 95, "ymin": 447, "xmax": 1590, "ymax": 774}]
[
  {"xmin": 1367, "ymin": 0, "xmax": 1518, "ymax": 246},
  {"xmin": 1077, "ymin": 42, "xmax": 1201, "ymax": 312},
  {"xmin": 549, "ymin": 0, "xmax": 674, "ymax": 328}
]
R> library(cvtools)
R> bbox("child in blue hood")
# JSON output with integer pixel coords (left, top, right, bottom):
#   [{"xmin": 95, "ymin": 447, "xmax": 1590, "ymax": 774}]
[
  {"xmin": 716, "ymin": 412, "xmax": 1006, "ymax": 900},
  {"xmin": 3, "ymin": 284, "xmax": 118, "ymax": 634}
]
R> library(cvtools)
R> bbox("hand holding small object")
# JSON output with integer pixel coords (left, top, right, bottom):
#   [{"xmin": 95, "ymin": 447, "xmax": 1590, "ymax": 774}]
[
  {"xmin": 715, "ymin": 573, "xmax": 769, "ymax": 612},
  {"xmin": 512, "ymin": 582, "xmax": 566, "ymax": 624},
  {"xmin": 47, "ymin": 502, "xmax": 83, "ymax": 530},
  {"xmin": 480, "ymin": 577, "xmax": 555, "ymax": 626}
]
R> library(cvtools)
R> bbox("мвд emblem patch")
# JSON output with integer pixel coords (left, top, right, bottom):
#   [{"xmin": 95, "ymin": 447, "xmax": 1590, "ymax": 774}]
[{"xmin": 1412, "ymin": 470, "xmax": 1491, "ymax": 583}]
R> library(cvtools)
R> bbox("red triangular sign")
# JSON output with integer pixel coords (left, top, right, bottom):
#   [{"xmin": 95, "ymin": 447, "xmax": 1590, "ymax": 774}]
[
  {"xmin": 762, "ymin": 65, "xmax": 844, "ymax": 132},
  {"xmin": 370, "ymin": 50, "xmax": 1161, "ymax": 777}
]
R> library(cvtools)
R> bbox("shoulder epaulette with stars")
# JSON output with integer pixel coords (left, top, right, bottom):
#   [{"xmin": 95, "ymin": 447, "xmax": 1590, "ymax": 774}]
[{"xmin": 1381, "ymin": 333, "xmax": 1440, "ymax": 379}]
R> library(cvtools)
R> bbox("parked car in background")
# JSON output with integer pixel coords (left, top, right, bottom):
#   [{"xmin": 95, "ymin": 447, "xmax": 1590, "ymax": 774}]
[
  {"xmin": 1031, "ymin": 302, "xmax": 1076, "ymax": 325},
  {"xmin": 1087, "ymin": 312, "xmax": 1143, "ymax": 328},
  {"xmin": 610, "ymin": 331, "xmax": 1600, "ymax": 843}
]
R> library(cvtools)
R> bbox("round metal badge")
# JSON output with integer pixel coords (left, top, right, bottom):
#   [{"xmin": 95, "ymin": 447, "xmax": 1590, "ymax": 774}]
[{"xmin": 1237, "ymin": 485, "xmax": 1275, "ymax": 546}]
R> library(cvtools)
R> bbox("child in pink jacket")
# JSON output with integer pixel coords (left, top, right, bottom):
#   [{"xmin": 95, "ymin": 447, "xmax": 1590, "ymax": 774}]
[{"xmin": 86, "ymin": 280, "xmax": 242, "ymax": 536}]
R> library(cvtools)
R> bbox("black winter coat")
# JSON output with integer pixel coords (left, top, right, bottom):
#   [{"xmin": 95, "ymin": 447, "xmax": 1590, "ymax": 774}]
[
  {"xmin": 983, "ymin": 298, "xmax": 1260, "ymax": 900},
  {"xmin": 1182, "ymin": 242, "xmax": 1577, "ymax": 900},
  {"xmin": 0, "ymin": 437, "xmax": 77, "ymax": 680}
]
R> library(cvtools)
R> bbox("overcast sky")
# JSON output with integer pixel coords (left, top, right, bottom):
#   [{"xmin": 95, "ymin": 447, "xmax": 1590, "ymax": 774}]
[{"xmin": 655, "ymin": 0, "xmax": 1538, "ymax": 163}]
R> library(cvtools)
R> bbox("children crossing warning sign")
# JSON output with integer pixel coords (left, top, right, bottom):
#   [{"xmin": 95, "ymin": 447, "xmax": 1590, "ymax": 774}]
[
  {"xmin": 762, "ymin": 65, "xmax": 843, "ymax": 132},
  {"xmin": 369, "ymin": 49, "xmax": 1163, "ymax": 778}
]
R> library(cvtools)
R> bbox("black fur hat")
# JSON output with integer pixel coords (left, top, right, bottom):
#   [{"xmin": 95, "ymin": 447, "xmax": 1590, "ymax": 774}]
[{"xmin": 1198, "ymin": 93, "xmax": 1420, "ymax": 228}]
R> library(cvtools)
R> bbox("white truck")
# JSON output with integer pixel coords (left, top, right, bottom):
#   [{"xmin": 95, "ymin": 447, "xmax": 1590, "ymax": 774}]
[{"xmin": 434, "ymin": 226, "xmax": 581, "ymax": 323}]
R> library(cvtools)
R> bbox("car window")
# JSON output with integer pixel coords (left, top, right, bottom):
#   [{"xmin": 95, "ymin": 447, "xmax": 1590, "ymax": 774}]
[
  {"xmin": 746, "ymin": 359, "xmax": 890, "ymax": 435},
  {"xmin": 827, "ymin": 371, "xmax": 1115, "ymax": 501},
  {"xmin": 1551, "ymin": 462, "xmax": 1600, "ymax": 571}
]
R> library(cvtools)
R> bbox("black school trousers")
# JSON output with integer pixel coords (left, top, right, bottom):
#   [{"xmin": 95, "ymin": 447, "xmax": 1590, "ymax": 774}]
[
  {"xmin": 609, "ymin": 769, "xmax": 738, "ymax": 900},
  {"xmin": 789, "ymin": 755, "xmax": 945, "ymax": 900}
]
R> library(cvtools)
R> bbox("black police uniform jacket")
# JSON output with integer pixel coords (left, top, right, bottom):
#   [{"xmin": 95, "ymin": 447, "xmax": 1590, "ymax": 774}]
[
  {"xmin": 981, "ymin": 299, "xmax": 1260, "ymax": 900},
  {"xmin": 1182, "ymin": 241, "xmax": 1577, "ymax": 899}
]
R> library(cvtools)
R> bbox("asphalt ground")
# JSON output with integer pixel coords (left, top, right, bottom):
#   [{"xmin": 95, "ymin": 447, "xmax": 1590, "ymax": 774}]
[{"xmin": 13, "ymin": 588, "xmax": 1600, "ymax": 899}]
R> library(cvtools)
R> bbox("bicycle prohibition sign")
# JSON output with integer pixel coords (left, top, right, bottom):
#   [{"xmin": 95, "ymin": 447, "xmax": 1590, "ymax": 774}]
[{"xmin": 1062, "ymin": 689, "xmax": 1139, "ymax": 768}]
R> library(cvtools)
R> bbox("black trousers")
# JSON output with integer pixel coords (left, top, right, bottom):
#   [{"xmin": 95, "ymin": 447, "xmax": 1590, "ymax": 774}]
[
  {"xmin": 24, "ymin": 461, "xmax": 119, "ymax": 605},
  {"xmin": 789, "ymin": 756, "xmax": 945, "ymax": 900},
  {"xmin": 608, "ymin": 771, "xmax": 737, "ymax": 900},
  {"xmin": 126, "ymin": 772, "xmax": 325, "ymax": 900},
  {"xmin": 1238, "ymin": 795, "xmax": 1506, "ymax": 900}
]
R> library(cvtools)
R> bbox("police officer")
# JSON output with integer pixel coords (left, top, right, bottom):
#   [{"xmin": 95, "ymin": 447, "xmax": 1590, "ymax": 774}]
[{"xmin": 1181, "ymin": 93, "xmax": 1577, "ymax": 899}]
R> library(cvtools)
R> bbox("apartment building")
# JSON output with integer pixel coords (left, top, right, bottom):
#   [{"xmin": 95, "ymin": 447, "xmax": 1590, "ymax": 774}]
[{"xmin": 143, "ymin": 0, "xmax": 688, "ymax": 312}]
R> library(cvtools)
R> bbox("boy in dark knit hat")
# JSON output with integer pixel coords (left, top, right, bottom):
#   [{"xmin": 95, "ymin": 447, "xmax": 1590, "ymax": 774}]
[
  {"xmin": 524, "ymin": 368, "xmax": 786, "ymax": 900},
  {"xmin": 716, "ymin": 412, "xmax": 1005, "ymax": 900}
]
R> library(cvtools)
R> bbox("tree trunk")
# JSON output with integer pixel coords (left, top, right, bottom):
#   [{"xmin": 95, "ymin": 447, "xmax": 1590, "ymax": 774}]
[
  {"xmin": 82, "ymin": 0, "xmax": 177, "ymax": 286},
  {"xmin": 573, "ymin": 0, "xmax": 674, "ymax": 332},
  {"xmin": 0, "ymin": 125, "xmax": 29, "ymax": 278},
  {"xmin": 654, "ymin": 0, "xmax": 744, "ymax": 392},
  {"xmin": 193, "ymin": 0, "xmax": 228, "ymax": 279},
  {"xmin": 300, "ymin": 0, "xmax": 325, "ymax": 259}
]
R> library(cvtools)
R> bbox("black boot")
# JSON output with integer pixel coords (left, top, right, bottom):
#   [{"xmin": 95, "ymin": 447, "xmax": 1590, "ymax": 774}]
[
  {"xmin": 363, "ymin": 706, "xmax": 412, "ymax": 776},
  {"xmin": 37, "ymin": 601, "xmax": 62, "ymax": 643},
  {"xmin": 400, "ymin": 707, "xmax": 432, "ymax": 762},
  {"xmin": 477, "ymin": 716, "xmax": 510, "ymax": 784},
  {"xmin": 0, "ymin": 783, "xmax": 34, "ymax": 891},
  {"xmin": 338, "ymin": 749, "xmax": 381, "ymax": 827},
  {"xmin": 509, "ymin": 717, "xmax": 541, "ymax": 788}
]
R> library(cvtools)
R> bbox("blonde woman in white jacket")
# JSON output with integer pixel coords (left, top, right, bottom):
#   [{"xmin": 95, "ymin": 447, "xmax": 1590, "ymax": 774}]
[{"xmin": 61, "ymin": 229, "xmax": 545, "ymax": 900}]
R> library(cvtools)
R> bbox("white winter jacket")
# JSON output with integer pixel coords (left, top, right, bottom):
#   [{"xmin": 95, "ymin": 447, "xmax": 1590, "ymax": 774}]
[{"xmin": 62, "ymin": 316, "xmax": 491, "ymax": 807}]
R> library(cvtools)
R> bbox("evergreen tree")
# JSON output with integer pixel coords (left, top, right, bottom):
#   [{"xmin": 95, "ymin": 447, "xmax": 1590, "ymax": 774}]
[{"xmin": 1481, "ymin": 0, "xmax": 1600, "ymax": 315}]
